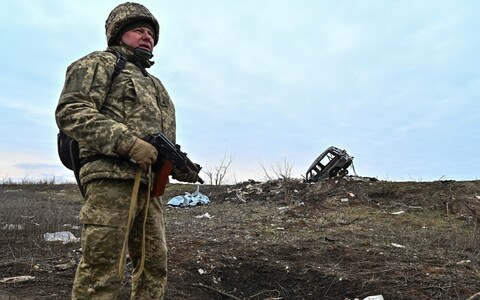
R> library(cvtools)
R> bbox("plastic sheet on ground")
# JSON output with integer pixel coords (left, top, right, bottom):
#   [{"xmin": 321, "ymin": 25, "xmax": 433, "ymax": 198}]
[
  {"xmin": 43, "ymin": 231, "xmax": 79, "ymax": 243},
  {"xmin": 167, "ymin": 186, "xmax": 209, "ymax": 207}
]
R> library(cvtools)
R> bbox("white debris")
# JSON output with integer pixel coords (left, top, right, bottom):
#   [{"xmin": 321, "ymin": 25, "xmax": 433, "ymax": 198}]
[
  {"xmin": 63, "ymin": 224, "xmax": 81, "ymax": 230},
  {"xmin": 3, "ymin": 224, "xmax": 24, "ymax": 230},
  {"xmin": 363, "ymin": 296, "xmax": 384, "ymax": 300},
  {"xmin": 408, "ymin": 206, "xmax": 423, "ymax": 209},
  {"xmin": 195, "ymin": 213, "xmax": 213, "ymax": 219},
  {"xmin": 341, "ymin": 198, "xmax": 349, "ymax": 202},
  {"xmin": 198, "ymin": 268, "xmax": 205, "ymax": 275},
  {"xmin": 44, "ymin": 231, "xmax": 79, "ymax": 244},
  {"xmin": 0, "ymin": 276, "xmax": 35, "ymax": 283},
  {"xmin": 236, "ymin": 191, "xmax": 247, "ymax": 202},
  {"xmin": 391, "ymin": 243, "xmax": 406, "ymax": 249},
  {"xmin": 390, "ymin": 210, "xmax": 405, "ymax": 215},
  {"xmin": 55, "ymin": 263, "xmax": 74, "ymax": 271},
  {"xmin": 457, "ymin": 260, "xmax": 471, "ymax": 265}
]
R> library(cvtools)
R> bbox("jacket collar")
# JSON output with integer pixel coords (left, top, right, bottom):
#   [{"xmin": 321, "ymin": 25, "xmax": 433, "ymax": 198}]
[{"xmin": 108, "ymin": 44, "xmax": 154, "ymax": 69}]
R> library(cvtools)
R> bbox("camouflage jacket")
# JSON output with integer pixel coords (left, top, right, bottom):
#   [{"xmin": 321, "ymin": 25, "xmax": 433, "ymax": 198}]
[{"xmin": 55, "ymin": 45, "xmax": 176, "ymax": 185}]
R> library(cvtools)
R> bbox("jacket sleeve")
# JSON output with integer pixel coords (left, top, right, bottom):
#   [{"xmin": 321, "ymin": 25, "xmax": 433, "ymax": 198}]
[{"xmin": 55, "ymin": 52, "xmax": 136, "ymax": 157}]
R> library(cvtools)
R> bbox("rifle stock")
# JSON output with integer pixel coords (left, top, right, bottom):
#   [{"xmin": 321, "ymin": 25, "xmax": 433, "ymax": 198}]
[{"xmin": 151, "ymin": 160, "xmax": 174, "ymax": 197}]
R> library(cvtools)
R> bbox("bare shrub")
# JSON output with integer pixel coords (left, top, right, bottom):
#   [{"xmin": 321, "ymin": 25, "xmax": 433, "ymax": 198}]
[
  {"xmin": 260, "ymin": 158, "xmax": 300, "ymax": 205},
  {"xmin": 203, "ymin": 153, "xmax": 233, "ymax": 185},
  {"xmin": 261, "ymin": 157, "xmax": 293, "ymax": 182}
]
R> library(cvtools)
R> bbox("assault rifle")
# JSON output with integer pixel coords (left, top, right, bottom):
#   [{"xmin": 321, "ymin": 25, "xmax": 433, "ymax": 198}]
[{"xmin": 144, "ymin": 133, "xmax": 203, "ymax": 197}]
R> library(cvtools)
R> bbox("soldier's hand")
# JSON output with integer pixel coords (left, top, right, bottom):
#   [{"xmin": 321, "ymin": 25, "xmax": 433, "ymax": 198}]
[
  {"xmin": 171, "ymin": 168, "xmax": 199, "ymax": 183},
  {"xmin": 129, "ymin": 138, "xmax": 158, "ymax": 171}
]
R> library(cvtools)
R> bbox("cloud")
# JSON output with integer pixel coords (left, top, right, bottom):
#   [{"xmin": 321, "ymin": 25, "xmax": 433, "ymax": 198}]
[{"xmin": 0, "ymin": 1, "xmax": 479, "ymax": 182}]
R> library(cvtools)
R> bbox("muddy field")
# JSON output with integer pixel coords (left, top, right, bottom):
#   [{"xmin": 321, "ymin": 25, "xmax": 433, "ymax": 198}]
[{"xmin": 0, "ymin": 177, "xmax": 479, "ymax": 299}]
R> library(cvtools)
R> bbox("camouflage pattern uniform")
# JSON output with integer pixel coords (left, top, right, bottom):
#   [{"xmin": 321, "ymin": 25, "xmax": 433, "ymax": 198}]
[{"xmin": 55, "ymin": 3, "xmax": 172, "ymax": 299}]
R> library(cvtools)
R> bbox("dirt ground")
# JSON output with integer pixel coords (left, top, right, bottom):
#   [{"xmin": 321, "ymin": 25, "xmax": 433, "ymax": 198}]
[{"xmin": 0, "ymin": 177, "xmax": 479, "ymax": 300}]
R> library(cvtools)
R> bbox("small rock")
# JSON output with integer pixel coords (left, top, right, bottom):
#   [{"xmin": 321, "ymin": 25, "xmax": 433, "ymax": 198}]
[{"xmin": 55, "ymin": 263, "xmax": 73, "ymax": 271}]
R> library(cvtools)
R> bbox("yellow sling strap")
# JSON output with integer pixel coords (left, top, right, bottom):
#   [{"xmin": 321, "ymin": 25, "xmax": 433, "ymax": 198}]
[
  {"xmin": 118, "ymin": 167, "xmax": 151, "ymax": 282},
  {"xmin": 132, "ymin": 167, "xmax": 151, "ymax": 282}
]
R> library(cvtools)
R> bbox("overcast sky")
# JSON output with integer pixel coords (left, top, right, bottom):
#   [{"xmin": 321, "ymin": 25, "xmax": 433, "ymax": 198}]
[{"xmin": 0, "ymin": 0, "xmax": 479, "ymax": 183}]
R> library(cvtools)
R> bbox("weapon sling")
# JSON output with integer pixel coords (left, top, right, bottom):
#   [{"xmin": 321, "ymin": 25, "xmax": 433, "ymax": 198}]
[{"xmin": 118, "ymin": 167, "xmax": 152, "ymax": 281}]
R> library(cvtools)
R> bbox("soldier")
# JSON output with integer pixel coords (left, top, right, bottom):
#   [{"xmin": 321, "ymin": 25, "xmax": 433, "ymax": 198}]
[{"xmin": 55, "ymin": 2, "xmax": 199, "ymax": 299}]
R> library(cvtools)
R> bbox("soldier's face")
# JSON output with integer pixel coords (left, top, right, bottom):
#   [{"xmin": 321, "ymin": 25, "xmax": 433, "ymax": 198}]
[{"xmin": 121, "ymin": 26, "xmax": 154, "ymax": 52}]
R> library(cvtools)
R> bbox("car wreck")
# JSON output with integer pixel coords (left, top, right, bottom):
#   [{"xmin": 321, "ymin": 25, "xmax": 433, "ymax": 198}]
[{"xmin": 305, "ymin": 146, "xmax": 353, "ymax": 183}]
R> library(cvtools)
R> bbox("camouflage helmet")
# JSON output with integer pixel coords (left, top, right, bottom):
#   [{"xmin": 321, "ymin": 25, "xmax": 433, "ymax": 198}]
[{"xmin": 105, "ymin": 2, "xmax": 159, "ymax": 46}]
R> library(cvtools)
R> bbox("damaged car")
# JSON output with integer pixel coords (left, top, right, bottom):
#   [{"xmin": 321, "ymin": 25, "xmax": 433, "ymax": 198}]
[{"xmin": 305, "ymin": 146, "xmax": 353, "ymax": 183}]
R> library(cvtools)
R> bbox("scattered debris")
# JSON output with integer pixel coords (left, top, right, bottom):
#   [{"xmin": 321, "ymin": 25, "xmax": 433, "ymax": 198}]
[
  {"xmin": 2, "ymin": 175, "xmax": 480, "ymax": 299},
  {"xmin": 347, "ymin": 176, "xmax": 378, "ymax": 182}
]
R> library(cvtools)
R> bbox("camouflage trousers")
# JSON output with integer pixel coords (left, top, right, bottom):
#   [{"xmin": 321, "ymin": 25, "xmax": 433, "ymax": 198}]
[{"xmin": 71, "ymin": 179, "xmax": 167, "ymax": 300}]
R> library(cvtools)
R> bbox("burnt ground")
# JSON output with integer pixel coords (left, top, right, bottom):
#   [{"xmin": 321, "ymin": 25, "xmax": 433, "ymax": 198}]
[{"xmin": 0, "ymin": 177, "xmax": 479, "ymax": 300}]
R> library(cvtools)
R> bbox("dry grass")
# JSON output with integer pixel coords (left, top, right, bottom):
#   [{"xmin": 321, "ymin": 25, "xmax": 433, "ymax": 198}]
[{"xmin": 0, "ymin": 178, "xmax": 479, "ymax": 299}]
